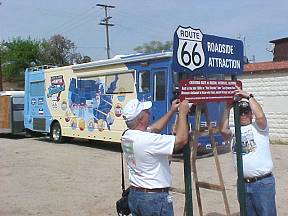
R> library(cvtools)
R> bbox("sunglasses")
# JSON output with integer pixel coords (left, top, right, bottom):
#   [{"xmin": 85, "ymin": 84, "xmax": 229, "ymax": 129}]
[{"xmin": 240, "ymin": 110, "xmax": 251, "ymax": 115}]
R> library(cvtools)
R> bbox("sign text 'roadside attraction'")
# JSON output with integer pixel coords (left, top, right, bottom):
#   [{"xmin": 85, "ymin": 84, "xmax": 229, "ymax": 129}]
[{"xmin": 172, "ymin": 26, "xmax": 244, "ymax": 75}]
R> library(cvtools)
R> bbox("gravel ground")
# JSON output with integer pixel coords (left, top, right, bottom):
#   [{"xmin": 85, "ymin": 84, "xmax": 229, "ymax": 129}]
[{"xmin": 0, "ymin": 135, "xmax": 287, "ymax": 216}]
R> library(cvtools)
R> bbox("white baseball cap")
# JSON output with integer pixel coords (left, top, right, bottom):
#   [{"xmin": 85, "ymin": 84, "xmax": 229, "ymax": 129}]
[{"xmin": 123, "ymin": 99, "xmax": 152, "ymax": 121}]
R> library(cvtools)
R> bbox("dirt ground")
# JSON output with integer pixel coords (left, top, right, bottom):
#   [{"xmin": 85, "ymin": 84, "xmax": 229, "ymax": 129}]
[{"xmin": 0, "ymin": 135, "xmax": 287, "ymax": 216}]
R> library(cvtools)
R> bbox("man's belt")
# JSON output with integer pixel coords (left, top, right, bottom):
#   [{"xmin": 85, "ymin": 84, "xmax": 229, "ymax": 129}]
[
  {"xmin": 131, "ymin": 185, "xmax": 169, "ymax": 193},
  {"xmin": 244, "ymin": 173, "xmax": 272, "ymax": 183}
]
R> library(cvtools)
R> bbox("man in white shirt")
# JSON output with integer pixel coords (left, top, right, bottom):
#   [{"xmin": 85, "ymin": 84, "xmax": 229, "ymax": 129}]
[
  {"xmin": 220, "ymin": 86, "xmax": 276, "ymax": 216},
  {"xmin": 121, "ymin": 98, "xmax": 189, "ymax": 216}
]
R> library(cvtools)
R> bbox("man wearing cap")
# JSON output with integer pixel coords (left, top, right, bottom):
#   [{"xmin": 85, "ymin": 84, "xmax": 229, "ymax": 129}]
[
  {"xmin": 121, "ymin": 98, "xmax": 189, "ymax": 216},
  {"xmin": 220, "ymin": 86, "xmax": 276, "ymax": 216}
]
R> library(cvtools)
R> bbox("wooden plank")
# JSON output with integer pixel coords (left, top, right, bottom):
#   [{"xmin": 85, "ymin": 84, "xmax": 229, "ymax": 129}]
[
  {"xmin": 0, "ymin": 96, "xmax": 11, "ymax": 129},
  {"xmin": 196, "ymin": 181, "xmax": 224, "ymax": 191},
  {"xmin": 169, "ymin": 158, "xmax": 184, "ymax": 163},
  {"xmin": 190, "ymin": 128, "xmax": 219, "ymax": 136},
  {"xmin": 170, "ymin": 187, "xmax": 185, "ymax": 194}
]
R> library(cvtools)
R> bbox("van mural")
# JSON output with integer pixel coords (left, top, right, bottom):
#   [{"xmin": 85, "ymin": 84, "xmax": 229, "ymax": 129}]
[{"xmin": 24, "ymin": 52, "xmax": 228, "ymax": 154}]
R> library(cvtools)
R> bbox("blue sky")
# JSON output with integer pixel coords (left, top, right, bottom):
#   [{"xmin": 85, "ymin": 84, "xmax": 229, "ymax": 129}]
[{"xmin": 0, "ymin": 0, "xmax": 287, "ymax": 62}]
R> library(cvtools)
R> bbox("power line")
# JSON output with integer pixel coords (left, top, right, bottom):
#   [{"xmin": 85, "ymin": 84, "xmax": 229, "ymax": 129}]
[
  {"xmin": 96, "ymin": 4, "xmax": 115, "ymax": 59},
  {"xmin": 58, "ymin": 14, "xmax": 95, "ymax": 36},
  {"xmin": 47, "ymin": 7, "xmax": 97, "ymax": 36}
]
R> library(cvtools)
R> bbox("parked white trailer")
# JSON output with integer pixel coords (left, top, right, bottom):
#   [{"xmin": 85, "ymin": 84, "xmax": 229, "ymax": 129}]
[{"xmin": 0, "ymin": 91, "xmax": 25, "ymax": 134}]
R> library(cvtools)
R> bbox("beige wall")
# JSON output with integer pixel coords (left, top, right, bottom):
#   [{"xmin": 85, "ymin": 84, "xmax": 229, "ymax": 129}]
[{"xmin": 240, "ymin": 71, "xmax": 288, "ymax": 143}]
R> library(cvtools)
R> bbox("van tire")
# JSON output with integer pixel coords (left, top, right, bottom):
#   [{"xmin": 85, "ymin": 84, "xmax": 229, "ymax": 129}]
[{"xmin": 50, "ymin": 122, "xmax": 62, "ymax": 143}]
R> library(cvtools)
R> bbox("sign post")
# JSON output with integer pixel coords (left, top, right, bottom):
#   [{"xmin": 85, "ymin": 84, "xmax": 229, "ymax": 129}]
[
  {"xmin": 231, "ymin": 75, "xmax": 247, "ymax": 216},
  {"xmin": 233, "ymin": 101, "xmax": 247, "ymax": 216},
  {"xmin": 183, "ymin": 137, "xmax": 193, "ymax": 216},
  {"xmin": 172, "ymin": 25, "xmax": 245, "ymax": 216}
]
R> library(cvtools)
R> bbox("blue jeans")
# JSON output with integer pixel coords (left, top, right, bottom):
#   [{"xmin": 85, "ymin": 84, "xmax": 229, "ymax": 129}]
[
  {"xmin": 244, "ymin": 175, "xmax": 277, "ymax": 216},
  {"xmin": 128, "ymin": 187, "xmax": 174, "ymax": 216}
]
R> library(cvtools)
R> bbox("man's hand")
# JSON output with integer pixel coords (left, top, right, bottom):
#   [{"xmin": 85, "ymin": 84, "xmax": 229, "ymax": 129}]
[
  {"xmin": 171, "ymin": 99, "xmax": 180, "ymax": 113},
  {"xmin": 234, "ymin": 85, "xmax": 250, "ymax": 99},
  {"xmin": 178, "ymin": 100, "xmax": 189, "ymax": 116}
]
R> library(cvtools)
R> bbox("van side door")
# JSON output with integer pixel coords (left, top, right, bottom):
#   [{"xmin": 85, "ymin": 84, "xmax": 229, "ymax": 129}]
[{"xmin": 151, "ymin": 68, "xmax": 168, "ymax": 132}]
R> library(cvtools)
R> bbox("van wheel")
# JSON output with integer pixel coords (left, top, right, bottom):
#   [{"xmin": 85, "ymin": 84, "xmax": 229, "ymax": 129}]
[{"xmin": 50, "ymin": 122, "xmax": 62, "ymax": 143}]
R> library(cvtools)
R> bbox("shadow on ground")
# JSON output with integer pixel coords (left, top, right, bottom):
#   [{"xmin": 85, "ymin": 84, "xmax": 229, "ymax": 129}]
[
  {"xmin": 206, "ymin": 213, "xmax": 239, "ymax": 216},
  {"xmin": 36, "ymin": 136, "xmax": 122, "ymax": 153},
  {"xmin": 0, "ymin": 133, "xmax": 27, "ymax": 140}
]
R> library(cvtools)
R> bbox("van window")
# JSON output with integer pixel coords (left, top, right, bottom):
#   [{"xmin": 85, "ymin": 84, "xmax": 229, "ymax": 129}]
[
  {"xmin": 106, "ymin": 72, "xmax": 134, "ymax": 94},
  {"xmin": 139, "ymin": 71, "xmax": 150, "ymax": 93},
  {"xmin": 30, "ymin": 81, "xmax": 45, "ymax": 97},
  {"xmin": 154, "ymin": 71, "xmax": 165, "ymax": 101}
]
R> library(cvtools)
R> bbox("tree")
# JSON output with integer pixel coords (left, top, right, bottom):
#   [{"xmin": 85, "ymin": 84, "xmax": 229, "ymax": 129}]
[
  {"xmin": 81, "ymin": 55, "xmax": 92, "ymax": 63},
  {"xmin": 134, "ymin": 40, "xmax": 172, "ymax": 53},
  {"xmin": 0, "ymin": 34, "xmax": 91, "ymax": 88},
  {"xmin": 1, "ymin": 37, "xmax": 40, "ymax": 81},
  {"xmin": 39, "ymin": 34, "xmax": 83, "ymax": 66}
]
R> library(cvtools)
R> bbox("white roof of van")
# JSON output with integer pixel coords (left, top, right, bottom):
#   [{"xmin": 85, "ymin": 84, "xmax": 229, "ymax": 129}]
[
  {"xmin": 72, "ymin": 51, "xmax": 172, "ymax": 71},
  {"xmin": 0, "ymin": 91, "xmax": 25, "ymax": 97}
]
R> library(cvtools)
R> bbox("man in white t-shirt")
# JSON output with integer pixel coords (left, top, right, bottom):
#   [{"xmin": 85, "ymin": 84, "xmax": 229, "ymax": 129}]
[
  {"xmin": 220, "ymin": 86, "xmax": 276, "ymax": 216},
  {"xmin": 121, "ymin": 98, "xmax": 189, "ymax": 216}
]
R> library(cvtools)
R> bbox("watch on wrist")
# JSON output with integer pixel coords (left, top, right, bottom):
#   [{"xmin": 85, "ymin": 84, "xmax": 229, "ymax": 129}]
[{"xmin": 246, "ymin": 93, "xmax": 254, "ymax": 100}]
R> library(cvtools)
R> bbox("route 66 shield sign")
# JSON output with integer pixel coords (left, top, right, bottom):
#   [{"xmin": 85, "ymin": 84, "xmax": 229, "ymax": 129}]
[
  {"xmin": 175, "ymin": 26, "xmax": 205, "ymax": 71},
  {"xmin": 172, "ymin": 25, "xmax": 243, "ymax": 75}
]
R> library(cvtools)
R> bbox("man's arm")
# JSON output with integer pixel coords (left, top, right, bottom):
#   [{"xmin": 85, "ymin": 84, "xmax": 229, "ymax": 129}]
[
  {"xmin": 148, "ymin": 99, "xmax": 179, "ymax": 133},
  {"xmin": 248, "ymin": 97, "xmax": 267, "ymax": 130},
  {"xmin": 235, "ymin": 86, "xmax": 267, "ymax": 130},
  {"xmin": 173, "ymin": 100, "xmax": 189, "ymax": 151},
  {"xmin": 219, "ymin": 103, "xmax": 233, "ymax": 141}
]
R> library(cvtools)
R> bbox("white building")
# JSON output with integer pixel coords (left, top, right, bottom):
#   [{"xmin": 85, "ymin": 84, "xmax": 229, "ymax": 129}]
[{"xmin": 240, "ymin": 37, "xmax": 288, "ymax": 143}]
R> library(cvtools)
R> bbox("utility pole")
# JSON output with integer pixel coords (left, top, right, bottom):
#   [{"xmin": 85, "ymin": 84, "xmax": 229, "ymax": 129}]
[{"xmin": 96, "ymin": 4, "xmax": 115, "ymax": 59}]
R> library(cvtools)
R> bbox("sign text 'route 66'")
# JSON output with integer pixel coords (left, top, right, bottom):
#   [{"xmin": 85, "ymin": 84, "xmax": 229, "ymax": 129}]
[{"xmin": 172, "ymin": 26, "xmax": 244, "ymax": 75}]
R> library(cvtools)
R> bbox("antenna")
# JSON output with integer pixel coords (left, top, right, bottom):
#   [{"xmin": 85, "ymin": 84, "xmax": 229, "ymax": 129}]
[{"xmin": 237, "ymin": 34, "xmax": 247, "ymax": 57}]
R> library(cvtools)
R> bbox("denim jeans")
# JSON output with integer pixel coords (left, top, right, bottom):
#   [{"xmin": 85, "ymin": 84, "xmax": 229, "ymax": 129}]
[
  {"xmin": 128, "ymin": 187, "xmax": 174, "ymax": 216},
  {"xmin": 244, "ymin": 175, "xmax": 277, "ymax": 216}
]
